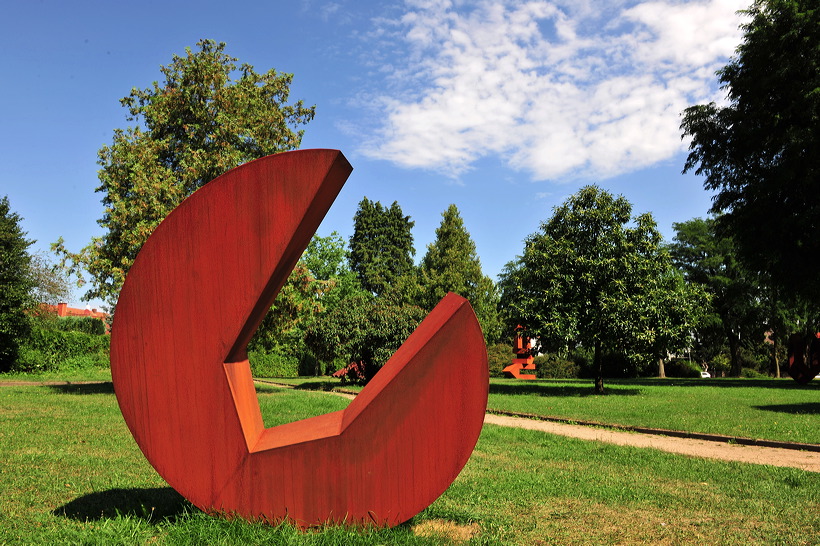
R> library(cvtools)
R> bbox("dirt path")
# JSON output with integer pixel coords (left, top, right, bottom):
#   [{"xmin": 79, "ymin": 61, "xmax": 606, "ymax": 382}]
[
  {"xmin": 485, "ymin": 413, "xmax": 820, "ymax": 473},
  {"xmin": 296, "ymin": 386, "xmax": 820, "ymax": 472}
]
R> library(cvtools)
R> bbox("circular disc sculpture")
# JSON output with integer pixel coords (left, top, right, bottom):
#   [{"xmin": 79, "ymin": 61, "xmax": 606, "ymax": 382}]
[{"xmin": 110, "ymin": 149, "xmax": 489, "ymax": 528}]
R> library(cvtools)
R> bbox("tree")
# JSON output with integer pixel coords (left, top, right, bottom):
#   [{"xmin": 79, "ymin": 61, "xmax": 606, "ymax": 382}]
[
  {"xmin": 54, "ymin": 39, "xmax": 315, "ymax": 306},
  {"xmin": 28, "ymin": 252, "xmax": 72, "ymax": 306},
  {"xmin": 680, "ymin": 0, "xmax": 820, "ymax": 302},
  {"xmin": 0, "ymin": 196, "xmax": 35, "ymax": 372},
  {"xmin": 419, "ymin": 204, "xmax": 501, "ymax": 344},
  {"xmin": 348, "ymin": 198, "xmax": 415, "ymax": 296},
  {"xmin": 669, "ymin": 217, "xmax": 765, "ymax": 376},
  {"xmin": 305, "ymin": 291, "xmax": 426, "ymax": 383},
  {"xmin": 502, "ymin": 186, "xmax": 702, "ymax": 392}
]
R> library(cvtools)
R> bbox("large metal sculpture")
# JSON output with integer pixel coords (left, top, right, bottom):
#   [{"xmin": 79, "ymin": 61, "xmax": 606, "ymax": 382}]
[
  {"xmin": 787, "ymin": 333, "xmax": 820, "ymax": 384},
  {"xmin": 110, "ymin": 149, "xmax": 489, "ymax": 528}
]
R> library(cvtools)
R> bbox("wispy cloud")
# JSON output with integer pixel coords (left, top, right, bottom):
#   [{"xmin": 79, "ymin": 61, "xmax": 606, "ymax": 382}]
[{"xmin": 357, "ymin": 0, "xmax": 746, "ymax": 181}]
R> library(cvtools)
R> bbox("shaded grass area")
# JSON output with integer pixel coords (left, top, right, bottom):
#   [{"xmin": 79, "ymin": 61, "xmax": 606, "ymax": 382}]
[
  {"xmin": 2, "ymin": 381, "xmax": 819, "ymax": 543},
  {"xmin": 488, "ymin": 378, "xmax": 820, "ymax": 445}
]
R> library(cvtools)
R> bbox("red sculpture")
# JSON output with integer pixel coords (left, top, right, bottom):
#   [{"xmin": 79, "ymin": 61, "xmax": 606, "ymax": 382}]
[
  {"xmin": 110, "ymin": 149, "xmax": 489, "ymax": 528},
  {"xmin": 787, "ymin": 333, "xmax": 820, "ymax": 384},
  {"xmin": 502, "ymin": 326, "xmax": 536, "ymax": 379}
]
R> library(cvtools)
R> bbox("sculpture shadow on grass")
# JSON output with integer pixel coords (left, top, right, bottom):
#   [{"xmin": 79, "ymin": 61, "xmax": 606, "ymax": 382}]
[
  {"xmin": 53, "ymin": 487, "xmax": 189, "ymax": 522},
  {"xmin": 47, "ymin": 382, "xmax": 114, "ymax": 395},
  {"xmin": 752, "ymin": 402, "xmax": 820, "ymax": 415}
]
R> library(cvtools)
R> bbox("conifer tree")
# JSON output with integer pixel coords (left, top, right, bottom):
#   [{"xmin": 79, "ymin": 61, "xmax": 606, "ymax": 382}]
[
  {"xmin": 419, "ymin": 204, "xmax": 501, "ymax": 343},
  {"xmin": 348, "ymin": 198, "xmax": 415, "ymax": 296},
  {"xmin": 0, "ymin": 196, "xmax": 34, "ymax": 372}
]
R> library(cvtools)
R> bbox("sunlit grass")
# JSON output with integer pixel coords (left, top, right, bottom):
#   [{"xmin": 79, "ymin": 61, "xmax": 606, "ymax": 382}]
[
  {"xmin": 2, "ymin": 378, "xmax": 818, "ymax": 543},
  {"xmin": 487, "ymin": 378, "xmax": 820, "ymax": 444}
]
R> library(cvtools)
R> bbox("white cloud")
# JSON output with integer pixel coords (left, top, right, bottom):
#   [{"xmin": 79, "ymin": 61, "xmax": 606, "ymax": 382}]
[{"xmin": 357, "ymin": 0, "xmax": 746, "ymax": 181}]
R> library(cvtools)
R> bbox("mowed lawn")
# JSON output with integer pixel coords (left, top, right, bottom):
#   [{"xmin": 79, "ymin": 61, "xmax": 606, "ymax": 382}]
[{"xmin": 1, "ymin": 377, "xmax": 819, "ymax": 544}]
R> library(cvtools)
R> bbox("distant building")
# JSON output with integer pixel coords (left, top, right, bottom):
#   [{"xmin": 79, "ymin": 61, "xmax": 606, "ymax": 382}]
[{"xmin": 40, "ymin": 302, "xmax": 109, "ymax": 332}]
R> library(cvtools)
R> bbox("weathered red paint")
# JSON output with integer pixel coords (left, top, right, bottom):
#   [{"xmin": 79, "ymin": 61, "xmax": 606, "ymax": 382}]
[
  {"xmin": 502, "ymin": 326, "xmax": 536, "ymax": 379},
  {"xmin": 110, "ymin": 149, "xmax": 489, "ymax": 527},
  {"xmin": 787, "ymin": 333, "xmax": 820, "ymax": 384}
]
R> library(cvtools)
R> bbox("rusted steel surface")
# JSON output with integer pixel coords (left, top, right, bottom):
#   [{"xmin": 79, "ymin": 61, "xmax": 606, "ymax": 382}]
[
  {"xmin": 503, "ymin": 326, "xmax": 535, "ymax": 379},
  {"xmin": 787, "ymin": 333, "xmax": 820, "ymax": 384},
  {"xmin": 110, "ymin": 149, "xmax": 489, "ymax": 528}
]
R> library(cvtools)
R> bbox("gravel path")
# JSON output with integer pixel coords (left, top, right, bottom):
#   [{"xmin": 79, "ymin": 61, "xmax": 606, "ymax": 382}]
[{"xmin": 485, "ymin": 413, "xmax": 820, "ymax": 473}]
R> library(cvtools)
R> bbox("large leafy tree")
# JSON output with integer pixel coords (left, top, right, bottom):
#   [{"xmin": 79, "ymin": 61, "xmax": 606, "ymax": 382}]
[
  {"xmin": 680, "ymin": 0, "xmax": 820, "ymax": 301},
  {"xmin": 419, "ymin": 204, "xmax": 501, "ymax": 344},
  {"xmin": 0, "ymin": 196, "xmax": 35, "ymax": 372},
  {"xmin": 669, "ymin": 218, "xmax": 765, "ymax": 376},
  {"xmin": 348, "ymin": 198, "xmax": 416, "ymax": 297},
  {"xmin": 502, "ymin": 186, "xmax": 702, "ymax": 392},
  {"xmin": 54, "ymin": 39, "xmax": 315, "ymax": 306}
]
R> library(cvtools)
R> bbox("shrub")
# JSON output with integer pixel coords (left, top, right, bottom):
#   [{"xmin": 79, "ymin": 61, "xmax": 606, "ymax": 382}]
[
  {"xmin": 248, "ymin": 350, "xmax": 299, "ymax": 378},
  {"xmin": 16, "ymin": 327, "xmax": 109, "ymax": 372},
  {"xmin": 487, "ymin": 343, "xmax": 512, "ymax": 377},
  {"xmin": 533, "ymin": 353, "xmax": 580, "ymax": 379},
  {"xmin": 54, "ymin": 316, "xmax": 106, "ymax": 335},
  {"xmin": 664, "ymin": 358, "xmax": 702, "ymax": 378}
]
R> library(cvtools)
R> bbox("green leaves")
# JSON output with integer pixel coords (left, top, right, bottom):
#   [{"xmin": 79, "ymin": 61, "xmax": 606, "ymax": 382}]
[
  {"xmin": 0, "ymin": 196, "xmax": 35, "ymax": 372},
  {"xmin": 681, "ymin": 0, "xmax": 820, "ymax": 301},
  {"xmin": 55, "ymin": 39, "xmax": 315, "ymax": 306},
  {"xmin": 501, "ymin": 186, "xmax": 703, "ymax": 385}
]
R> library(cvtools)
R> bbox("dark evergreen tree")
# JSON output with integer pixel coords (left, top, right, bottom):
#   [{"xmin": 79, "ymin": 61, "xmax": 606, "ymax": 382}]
[
  {"xmin": 0, "ymin": 196, "xmax": 35, "ymax": 372},
  {"xmin": 348, "ymin": 198, "xmax": 415, "ymax": 296},
  {"xmin": 419, "ymin": 204, "xmax": 501, "ymax": 344}
]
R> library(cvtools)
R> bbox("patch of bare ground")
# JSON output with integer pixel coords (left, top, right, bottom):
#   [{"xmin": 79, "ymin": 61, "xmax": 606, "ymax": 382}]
[
  {"xmin": 484, "ymin": 414, "xmax": 820, "ymax": 473},
  {"xmin": 411, "ymin": 519, "xmax": 480, "ymax": 542}
]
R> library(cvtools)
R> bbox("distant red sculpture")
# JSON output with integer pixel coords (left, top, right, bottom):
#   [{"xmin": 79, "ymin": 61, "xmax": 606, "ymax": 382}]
[
  {"xmin": 787, "ymin": 333, "xmax": 820, "ymax": 384},
  {"xmin": 110, "ymin": 150, "xmax": 489, "ymax": 528},
  {"xmin": 502, "ymin": 326, "xmax": 536, "ymax": 379}
]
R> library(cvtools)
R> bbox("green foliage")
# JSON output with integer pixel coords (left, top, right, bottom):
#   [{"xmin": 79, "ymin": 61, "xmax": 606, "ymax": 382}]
[
  {"xmin": 669, "ymin": 217, "xmax": 765, "ymax": 376},
  {"xmin": 419, "ymin": 204, "xmax": 502, "ymax": 344},
  {"xmin": 0, "ymin": 196, "xmax": 34, "ymax": 372},
  {"xmin": 532, "ymin": 353, "xmax": 580, "ymax": 379},
  {"xmin": 247, "ymin": 349, "xmax": 299, "ymax": 378},
  {"xmin": 306, "ymin": 291, "xmax": 426, "ymax": 383},
  {"xmin": 501, "ymin": 186, "xmax": 704, "ymax": 392},
  {"xmin": 16, "ymin": 323, "xmax": 109, "ymax": 372},
  {"xmin": 348, "ymin": 198, "xmax": 416, "ymax": 297},
  {"xmin": 52, "ymin": 315, "xmax": 106, "ymax": 336},
  {"xmin": 53, "ymin": 39, "xmax": 315, "ymax": 306},
  {"xmin": 662, "ymin": 358, "xmax": 702, "ymax": 378},
  {"xmin": 681, "ymin": 0, "xmax": 820, "ymax": 302},
  {"xmin": 28, "ymin": 251, "xmax": 72, "ymax": 305},
  {"xmin": 486, "ymin": 342, "xmax": 512, "ymax": 378}
]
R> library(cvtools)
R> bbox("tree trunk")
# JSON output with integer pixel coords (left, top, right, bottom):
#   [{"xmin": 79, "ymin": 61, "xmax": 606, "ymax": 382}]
[
  {"xmin": 594, "ymin": 339, "xmax": 605, "ymax": 393},
  {"xmin": 773, "ymin": 331, "xmax": 781, "ymax": 378},
  {"xmin": 728, "ymin": 331, "xmax": 741, "ymax": 377},
  {"xmin": 658, "ymin": 356, "xmax": 666, "ymax": 378}
]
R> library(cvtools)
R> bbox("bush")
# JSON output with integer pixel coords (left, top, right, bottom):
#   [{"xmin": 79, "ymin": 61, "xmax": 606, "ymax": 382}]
[
  {"xmin": 664, "ymin": 359, "xmax": 702, "ymax": 378},
  {"xmin": 487, "ymin": 343, "xmax": 512, "ymax": 378},
  {"xmin": 16, "ymin": 327, "xmax": 109, "ymax": 372},
  {"xmin": 248, "ymin": 350, "xmax": 299, "ymax": 378},
  {"xmin": 533, "ymin": 353, "xmax": 580, "ymax": 379},
  {"xmin": 741, "ymin": 367, "xmax": 770, "ymax": 379},
  {"xmin": 54, "ymin": 316, "xmax": 106, "ymax": 335}
]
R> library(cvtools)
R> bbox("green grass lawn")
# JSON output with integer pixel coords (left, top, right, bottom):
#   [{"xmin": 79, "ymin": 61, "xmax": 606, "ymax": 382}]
[
  {"xmin": 1, "ymin": 380, "xmax": 818, "ymax": 544},
  {"xmin": 487, "ymin": 378, "xmax": 820, "ymax": 445}
]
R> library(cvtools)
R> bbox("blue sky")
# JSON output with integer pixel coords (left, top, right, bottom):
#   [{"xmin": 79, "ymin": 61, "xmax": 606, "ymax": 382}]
[{"xmin": 1, "ymin": 0, "xmax": 748, "ymax": 308}]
